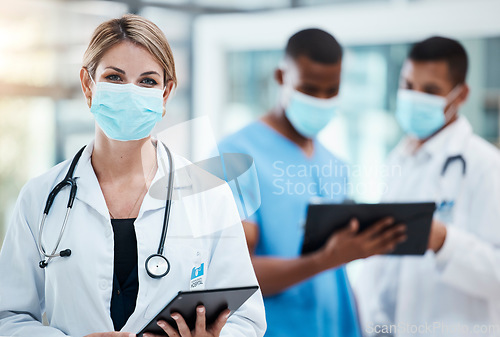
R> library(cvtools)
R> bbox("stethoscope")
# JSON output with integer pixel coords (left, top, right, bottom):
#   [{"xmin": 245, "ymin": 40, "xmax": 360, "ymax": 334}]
[
  {"xmin": 38, "ymin": 142, "xmax": 174, "ymax": 279},
  {"xmin": 436, "ymin": 154, "xmax": 466, "ymax": 219},
  {"xmin": 441, "ymin": 154, "xmax": 466, "ymax": 177}
]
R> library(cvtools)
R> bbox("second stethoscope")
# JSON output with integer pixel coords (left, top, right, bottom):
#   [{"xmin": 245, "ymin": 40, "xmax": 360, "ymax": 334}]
[
  {"xmin": 38, "ymin": 142, "xmax": 174, "ymax": 279},
  {"xmin": 441, "ymin": 154, "xmax": 466, "ymax": 177},
  {"xmin": 436, "ymin": 153, "xmax": 466, "ymax": 221}
]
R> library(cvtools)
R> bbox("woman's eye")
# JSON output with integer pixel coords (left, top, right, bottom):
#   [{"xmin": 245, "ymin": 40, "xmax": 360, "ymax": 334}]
[
  {"xmin": 141, "ymin": 78, "xmax": 158, "ymax": 86},
  {"xmin": 106, "ymin": 74, "xmax": 122, "ymax": 82}
]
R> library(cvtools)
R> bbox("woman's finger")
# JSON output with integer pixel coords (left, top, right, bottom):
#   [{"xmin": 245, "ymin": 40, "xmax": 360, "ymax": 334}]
[
  {"xmin": 171, "ymin": 313, "xmax": 191, "ymax": 337},
  {"xmin": 208, "ymin": 309, "xmax": 231, "ymax": 336},
  {"xmin": 195, "ymin": 305, "xmax": 206, "ymax": 333},
  {"xmin": 156, "ymin": 319, "xmax": 179, "ymax": 337}
]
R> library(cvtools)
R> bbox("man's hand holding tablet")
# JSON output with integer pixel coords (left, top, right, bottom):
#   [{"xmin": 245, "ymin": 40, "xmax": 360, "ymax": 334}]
[
  {"xmin": 302, "ymin": 202, "xmax": 436, "ymax": 261},
  {"xmin": 312, "ymin": 217, "xmax": 407, "ymax": 269}
]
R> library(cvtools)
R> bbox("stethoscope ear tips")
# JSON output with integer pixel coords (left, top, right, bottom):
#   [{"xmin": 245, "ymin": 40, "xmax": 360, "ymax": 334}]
[{"xmin": 39, "ymin": 260, "xmax": 48, "ymax": 269}]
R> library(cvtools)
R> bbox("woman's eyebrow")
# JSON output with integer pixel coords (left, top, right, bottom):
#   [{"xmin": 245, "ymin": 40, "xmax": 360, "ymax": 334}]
[
  {"xmin": 105, "ymin": 66, "xmax": 125, "ymax": 74},
  {"xmin": 140, "ymin": 71, "xmax": 161, "ymax": 77}
]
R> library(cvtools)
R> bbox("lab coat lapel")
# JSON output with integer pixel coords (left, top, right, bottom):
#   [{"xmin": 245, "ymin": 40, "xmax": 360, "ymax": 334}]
[
  {"xmin": 435, "ymin": 117, "xmax": 472, "ymax": 218},
  {"xmin": 443, "ymin": 117, "xmax": 472, "ymax": 156},
  {"xmin": 73, "ymin": 141, "xmax": 111, "ymax": 219},
  {"xmin": 137, "ymin": 141, "xmax": 194, "ymax": 217},
  {"xmin": 423, "ymin": 116, "xmax": 472, "ymax": 159},
  {"xmin": 140, "ymin": 141, "xmax": 225, "ymax": 237}
]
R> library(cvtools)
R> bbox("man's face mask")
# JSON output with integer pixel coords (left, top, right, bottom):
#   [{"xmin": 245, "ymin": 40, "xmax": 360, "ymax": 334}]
[
  {"xmin": 89, "ymin": 74, "xmax": 165, "ymax": 141},
  {"xmin": 395, "ymin": 86, "xmax": 462, "ymax": 140},
  {"xmin": 284, "ymin": 89, "xmax": 339, "ymax": 138}
]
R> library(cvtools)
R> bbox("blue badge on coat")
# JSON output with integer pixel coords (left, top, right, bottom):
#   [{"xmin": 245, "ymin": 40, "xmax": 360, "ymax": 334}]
[
  {"xmin": 437, "ymin": 200, "xmax": 455, "ymax": 212},
  {"xmin": 436, "ymin": 200, "xmax": 455, "ymax": 224},
  {"xmin": 190, "ymin": 263, "xmax": 205, "ymax": 289},
  {"xmin": 191, "ymin": 263, "xmax": 204, "ymax": 280}
]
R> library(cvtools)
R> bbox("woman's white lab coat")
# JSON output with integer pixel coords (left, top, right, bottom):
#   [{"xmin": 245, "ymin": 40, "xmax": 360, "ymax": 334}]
[
  {"xmin": 0, "ymin": 141, "xmax": 266, "ymax": 337},
  {"xmin": 354, "ymin": 117, "xmax": 500, "ymax": 337}
]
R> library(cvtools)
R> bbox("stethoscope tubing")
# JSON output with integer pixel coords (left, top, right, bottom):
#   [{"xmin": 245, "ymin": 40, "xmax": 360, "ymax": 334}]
[
  {"xmin": 441, "ymin": 154, "xmax": 466, "ymax": 176},
  {"xmin": 157, "ymin": 144, "xmax": 174, "ymax": 256}
]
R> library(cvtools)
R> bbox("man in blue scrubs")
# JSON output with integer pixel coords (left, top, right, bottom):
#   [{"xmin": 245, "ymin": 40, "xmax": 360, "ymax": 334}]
[{"xmin": 217, "ymin": 29, "xmax": 406, "ymax": 337}]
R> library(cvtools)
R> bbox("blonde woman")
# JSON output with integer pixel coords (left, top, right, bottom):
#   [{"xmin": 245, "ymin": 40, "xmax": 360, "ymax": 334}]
[{"xmin": 0, "ymin": 15, "xmax": 265, "ymax": 337}]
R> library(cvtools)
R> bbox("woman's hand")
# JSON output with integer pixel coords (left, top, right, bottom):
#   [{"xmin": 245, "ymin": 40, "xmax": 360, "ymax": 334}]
[
  {"xmin": 144, "ymin": 306, "xmax": 230, "ymax": 337},
  {"xmin": 84, "ymin": 332, "xmax": 135, "ymax": 337}
]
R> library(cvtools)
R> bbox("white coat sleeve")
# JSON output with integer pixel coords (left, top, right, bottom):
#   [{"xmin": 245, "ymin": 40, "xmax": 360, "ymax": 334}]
[
  {"xmin": 203, "ymin": 186, "xmax": 266, "ymax": 337},
  {"xmin": 0, "ymin": 183, "xmax": 68, "ymax": 337},
  {"xmin": 435, "ymin": 163, "xmax": 500, "ymax": 301}
]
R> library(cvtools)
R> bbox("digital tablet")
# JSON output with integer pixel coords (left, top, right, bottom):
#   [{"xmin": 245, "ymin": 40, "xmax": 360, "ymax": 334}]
[
  {"xmin": 301, "ymin": 202, "xmax": 436, "ymax": 256},
  {"xmin": 137, "ymin": 286, "xmax": 259, "ymax": 336}
]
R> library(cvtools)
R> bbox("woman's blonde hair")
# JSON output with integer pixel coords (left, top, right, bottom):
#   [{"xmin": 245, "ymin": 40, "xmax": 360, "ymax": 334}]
[{"xmin": 83, "ymin": 14, "xmax": 177, "ymax": 87}]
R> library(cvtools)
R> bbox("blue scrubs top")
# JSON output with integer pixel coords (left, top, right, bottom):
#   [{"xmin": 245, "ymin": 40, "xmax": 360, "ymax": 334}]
[{"xmin": 217, "ymin": 121, "xmax": 361, "ymax": 337}]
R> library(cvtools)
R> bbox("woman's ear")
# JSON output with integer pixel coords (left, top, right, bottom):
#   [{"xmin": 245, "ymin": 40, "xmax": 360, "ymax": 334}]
[
  {"xmin": 80, "ymin": 68, "xmax": 93, "ymax": 108},
  {"xmin": 162, "ymin": 81, "xmax": 175, "ymax": 117},
  {"xmin": 163, "ymin": 80, "xmax": 175, "ymax": 104}
]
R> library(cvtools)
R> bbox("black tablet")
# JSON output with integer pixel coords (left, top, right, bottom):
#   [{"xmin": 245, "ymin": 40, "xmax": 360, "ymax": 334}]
[
  {"xmin": 137, "ymin": 286, "xmax": 259, "ymax": 336},
  {"xmin": 301, "ymin": 202, "xmax": 436, "ymax": 256}
]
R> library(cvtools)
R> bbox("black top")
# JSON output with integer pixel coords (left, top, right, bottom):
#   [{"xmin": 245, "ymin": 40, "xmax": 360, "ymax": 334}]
[{"xmin": 110, "ymin": 218, "xmax": 139, "ymax": 331}]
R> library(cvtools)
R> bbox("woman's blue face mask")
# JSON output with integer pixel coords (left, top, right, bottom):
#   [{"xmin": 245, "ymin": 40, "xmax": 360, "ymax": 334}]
[
  {"xmin": 89, "ymin": 75, "xmax": 165, "ymax": 141},
  {"xmin": 395, "ymin": 86, "xmax": 461, "ymax": 140}
]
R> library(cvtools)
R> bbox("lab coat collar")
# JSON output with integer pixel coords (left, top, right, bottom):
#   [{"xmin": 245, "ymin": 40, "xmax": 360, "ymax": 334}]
[
  {"xmin": 72, "ymin": 139, "xmax": 191, "ymax": 220},
  {"xmin": 394, "ymin": 116, "xmax": 473, "ymax": 162}
]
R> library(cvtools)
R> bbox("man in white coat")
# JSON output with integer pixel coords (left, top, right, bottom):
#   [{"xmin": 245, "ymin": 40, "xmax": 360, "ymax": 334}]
[{"xmin": 354, "ymin": 37, "xmax": 500, "ymax": 337}]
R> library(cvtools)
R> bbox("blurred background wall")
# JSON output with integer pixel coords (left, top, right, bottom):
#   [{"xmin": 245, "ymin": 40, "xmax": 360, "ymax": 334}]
[{"xmin": 1, "ymin": 0, "xmax": 499, "ymax": 247}]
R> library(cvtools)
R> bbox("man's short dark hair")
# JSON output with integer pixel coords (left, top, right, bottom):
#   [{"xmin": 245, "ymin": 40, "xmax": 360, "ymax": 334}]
[
  {"xmin": 409, "ymin": 36, "xmax": 468, "ymax": 85},
  {"xmin": 285, "ymin": 28, "xmax": 342, "ymax": 64}
]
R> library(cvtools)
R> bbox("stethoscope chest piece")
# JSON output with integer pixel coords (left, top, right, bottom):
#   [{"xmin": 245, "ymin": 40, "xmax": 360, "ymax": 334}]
[{"xmin": 145, "ymin": 254, "xmax": 170, "ymax": 278}]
